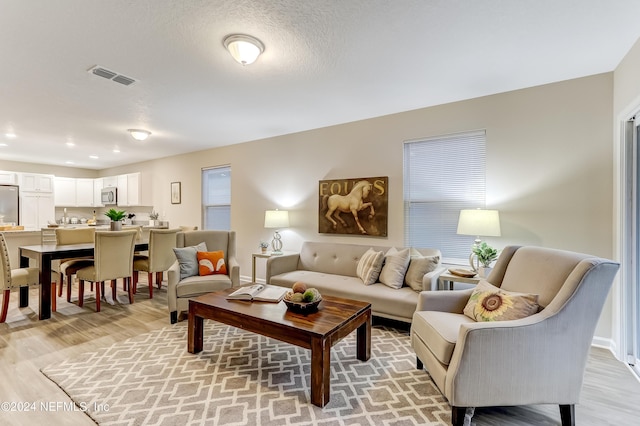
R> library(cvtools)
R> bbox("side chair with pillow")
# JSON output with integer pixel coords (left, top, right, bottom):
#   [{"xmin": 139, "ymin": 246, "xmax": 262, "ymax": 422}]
[
  {"xmin": 167, "ymin": 230, "xmax": 239, "ymax": 324},
  {"xmin": 410, "ymin": 245, "xmax": 620, "ymax": 426},
  {"xmin": 0, "ymin": 233, "xmax": 41, "ymax": 323},
  {"xmin": 75, "ymin": 230, "xmax": 138, "ymax": 312},
  {"xmin": 133, "ymin": 228, "xmax": 179, "ymax": 298}
]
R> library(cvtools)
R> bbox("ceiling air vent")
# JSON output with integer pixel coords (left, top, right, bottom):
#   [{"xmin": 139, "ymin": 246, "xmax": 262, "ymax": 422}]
[{"xmin": 88, "ymin": 65, "xmax": 136, "ymax": 86}]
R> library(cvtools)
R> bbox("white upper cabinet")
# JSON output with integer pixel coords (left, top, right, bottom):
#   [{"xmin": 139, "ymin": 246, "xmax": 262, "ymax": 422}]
[
  {"xmin": 54, "ymin": 177, "xmax": 76, "ymax": 206},
  {"xmin": 76, "ymin": 178, "xmax": 94, "ymax": 206},
  {"xmin": 93, "ymin": 178, "xmax": 104, "ymax": 207},
  {"xmin": 54, "ymin": 177, "xmax": 97, "ymax": 207},
  {"xmin": 116, "ymin": 172, "xmax": 151, "ymax": 206},
  {"xmin": 0, "ymin": 171, "xmax": 17, "ymax": 184},
  {"xmin": 19, "ymin": 173, "xmax": 54, "ymax": 192}
]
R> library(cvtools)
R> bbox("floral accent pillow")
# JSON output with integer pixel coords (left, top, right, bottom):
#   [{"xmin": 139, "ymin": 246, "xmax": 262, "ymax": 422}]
[
  {"xmin": 197, "ymin": 250, "xmax": 227, "ymax": 276},
  {"xmin": 463, "ymin": 280, "xmax": 539, "ymax": 322}
]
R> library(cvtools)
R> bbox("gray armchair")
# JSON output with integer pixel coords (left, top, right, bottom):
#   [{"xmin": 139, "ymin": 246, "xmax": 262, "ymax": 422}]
[
  {"xmin": 167, "ymin": 230, "xmax": 239, "ymax": 323},
  {"xmin": 410, "ymin": 245, "xmax": 619, "ymax": 426}
]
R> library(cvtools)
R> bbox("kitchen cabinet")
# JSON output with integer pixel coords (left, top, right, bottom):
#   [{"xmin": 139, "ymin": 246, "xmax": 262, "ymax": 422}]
[
  {"xmin": 54, "ymin": 177, "xmax": 96, "ymax": 207},
  {"xmin": 76, "ymin": 178, "xmax": 94, "ymax": 206},
  {"xmin": 116, "ymin": 172, "xmax": 151, "ymax": 206},
  {"xmin": 94, "ymin": 178, "xmax": 104, "ymax": 207},
  {"xmin": 0, "ymin": 171, "xmax": 17, "ymax": 184},
  {"xmin": 21, "ymin": 192, "xmax": 55, "ymax": 230},
  {"xmin": 54, "ymin": 177, "xmax": 76, "ymax": 206},
  {"xmin": 19, "ymin": 173, "xmax": 54, "ymax": 192},
  {"xmin": 102, "ymin": 176, "xmax": 118, "ymax": 188}
]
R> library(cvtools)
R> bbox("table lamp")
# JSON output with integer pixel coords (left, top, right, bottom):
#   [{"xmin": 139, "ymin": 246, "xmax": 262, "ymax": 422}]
[
  {"xmin": 264, "ymin": 210, "xmax": 289, "ymax": 255},
  {"xmin": 456, "ymin": 209, "xmax": 501, "ymax": 271}
]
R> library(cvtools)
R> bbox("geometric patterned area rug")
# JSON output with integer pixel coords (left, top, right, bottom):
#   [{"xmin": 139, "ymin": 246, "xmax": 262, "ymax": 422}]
[{"xmin": 41, "ymin": 321, "xmax": 452, "ymax": 425}]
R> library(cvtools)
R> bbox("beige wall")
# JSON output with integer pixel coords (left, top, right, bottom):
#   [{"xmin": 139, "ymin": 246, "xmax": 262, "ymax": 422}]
[
  {"xmin": 101, "ymin": 73, "xmax": 615, "ymax": 338},
  {"xmin": 5, "ymin": 72, "xmax": 616, "ymax": 341}
]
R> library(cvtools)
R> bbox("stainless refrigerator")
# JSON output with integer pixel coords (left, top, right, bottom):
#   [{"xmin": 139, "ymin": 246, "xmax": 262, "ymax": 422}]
[{"xmin": 0, "ymin": 184, "xmax": 19, "ymax": 225}]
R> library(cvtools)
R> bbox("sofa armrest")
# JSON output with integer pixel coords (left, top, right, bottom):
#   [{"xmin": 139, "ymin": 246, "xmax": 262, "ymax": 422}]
[
  {"xmin": 416, "ymin": 288, "xmax": 474, "ymax": 313},
  {"xmin": 228, "ymin": 254, "xmax": 240, "ymax": 287},
  {"xmin": 422, "ymin": 265, "xmax": 447, "ymax": 291},
  {"xmin": 265, "ymin": 253, "xmax": 300, "ymax": 283}
]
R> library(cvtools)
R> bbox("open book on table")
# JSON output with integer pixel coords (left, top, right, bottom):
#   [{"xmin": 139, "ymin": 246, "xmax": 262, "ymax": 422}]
[{"xmin": 226, "ymin": 284, "xmax": 288, "ymax": 302}]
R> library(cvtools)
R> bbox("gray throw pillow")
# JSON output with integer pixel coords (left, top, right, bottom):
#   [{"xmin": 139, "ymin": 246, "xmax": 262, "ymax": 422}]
[{"xmin": 173, "ymin": 242, "xmax": 208, "ymax": 280}]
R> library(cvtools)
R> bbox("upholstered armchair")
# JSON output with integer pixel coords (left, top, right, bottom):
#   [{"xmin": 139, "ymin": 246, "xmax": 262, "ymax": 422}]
[
  {"xmin": 410, "ymin": 245, "xmax": 619, "ymax": 426},
  {"xmin": 167, "ymin": 230, "xmax": 239, "ymax": 323}
]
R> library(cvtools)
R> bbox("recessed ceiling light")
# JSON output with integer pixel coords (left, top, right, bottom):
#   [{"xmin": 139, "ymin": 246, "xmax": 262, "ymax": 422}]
[
  {"xmin": 89, "ymin": 155, "xmax": 99, "ymax": 159},
  {"xmin": 127, "ymin": 129, "xmax": 151, "ymax": 141},
  {"xmin": 4, "ymin": 133, "xmax": 16, "ymax": 139},
  {"xmin": 0, "ymin": 143, "xmax": 8, "ymax": 147},
  {"xmin": 66, "ymin": 142, "xmax": 75, "ymax": 147},
  {"xmin": 113, "ymin": 148, "xmax": 120, "ymax": 153},
  {"xmin": 65, "ymin": 161, "xmax": 75, "ymax": 164}
]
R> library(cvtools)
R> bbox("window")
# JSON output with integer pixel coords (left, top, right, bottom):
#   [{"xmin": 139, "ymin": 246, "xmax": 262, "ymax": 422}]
[
  {"xmin": 404, "ymin": 130, "xmax": 486, "ymax": 262},
  {"xmin": 202, "ymin": 165, "xmax": 231, "ymax": 230}
]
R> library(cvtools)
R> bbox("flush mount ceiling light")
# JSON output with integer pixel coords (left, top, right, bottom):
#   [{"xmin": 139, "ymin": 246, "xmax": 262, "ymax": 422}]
[
  {"xmin": 223, "ymin": 34, "xmax": 264, "ymax": 65},
  {"xmin": 128, "ymin": 129, "xmax": 151, "ymax": 141}
]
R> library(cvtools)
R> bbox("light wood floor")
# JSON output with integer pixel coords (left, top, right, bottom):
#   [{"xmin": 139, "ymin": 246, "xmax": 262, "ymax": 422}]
[{"xmin": 1, "ymin": 280, "xmax": 639, "ymax": 426}]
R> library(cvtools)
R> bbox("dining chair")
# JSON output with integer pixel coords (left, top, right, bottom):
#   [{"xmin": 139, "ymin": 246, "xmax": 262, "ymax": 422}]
[
  {"xmin": 133, "ymin": 228, "xmax": 178, "ymax": 298},
  {"xmin": 54, "ymin": 227, "xmax": 96, "ymax": 303},
  {"xmin": 75, "ymin": 230, "xmax": 137, "ymax": 312},
  {"xmin": 0, "ymin": 233, "xmax": 41, "ymax": 323}
]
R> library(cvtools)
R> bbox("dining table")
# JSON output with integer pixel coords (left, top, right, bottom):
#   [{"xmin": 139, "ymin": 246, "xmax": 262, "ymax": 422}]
[{"xmin": 19, "ymin": 240, "xmax": 149, "ymax": 320}]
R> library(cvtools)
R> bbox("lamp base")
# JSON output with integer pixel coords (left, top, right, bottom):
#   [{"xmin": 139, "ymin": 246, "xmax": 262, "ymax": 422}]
[{"xmin": 271, "ymin": 230, "xmax": 283, "ymax": 255}]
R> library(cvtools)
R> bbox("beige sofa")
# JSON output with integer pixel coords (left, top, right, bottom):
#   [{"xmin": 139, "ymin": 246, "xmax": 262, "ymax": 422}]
[{"xmin": 266, "ymin": 241, "xmax": 444, "ymax": 323}]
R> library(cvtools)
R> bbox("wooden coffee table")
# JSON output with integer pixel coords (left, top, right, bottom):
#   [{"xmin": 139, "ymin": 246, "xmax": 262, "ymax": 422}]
[{"xmin": 187, "ymin": 286, "xmax": 372, "ymax": 407}]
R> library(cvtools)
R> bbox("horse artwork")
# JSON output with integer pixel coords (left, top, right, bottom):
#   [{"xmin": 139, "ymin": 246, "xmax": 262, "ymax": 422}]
[{"xmin": 319, "ymin": 176, "xmax": 388, "ymax": 236}]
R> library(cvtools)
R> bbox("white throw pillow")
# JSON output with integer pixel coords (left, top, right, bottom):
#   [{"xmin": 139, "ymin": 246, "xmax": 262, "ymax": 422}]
[
  {"xmin": 405, "ymin": 248, "xmax": 440, "ymax": 291},
  {"xmin": 356, "ymin": 248, "xmax": 384, "ymax": 285},
  {"xmin": 379, "ymin": 247, "xmax": 411, "ymax": 289}
]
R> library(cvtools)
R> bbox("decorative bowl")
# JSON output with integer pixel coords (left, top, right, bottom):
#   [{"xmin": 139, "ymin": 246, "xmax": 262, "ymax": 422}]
[{"xmin": 283, "ymin": 298, "xmax": 322, "ymax": 313}]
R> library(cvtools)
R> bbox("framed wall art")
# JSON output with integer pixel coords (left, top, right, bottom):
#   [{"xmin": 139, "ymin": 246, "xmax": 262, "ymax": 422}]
[
  {"xmin": 171, "ymin": 181, "xmax": 181, "ymax": 204},
  {"xmin": 318, "ymin": 176, "xmax": 388, "ymax": 236}
]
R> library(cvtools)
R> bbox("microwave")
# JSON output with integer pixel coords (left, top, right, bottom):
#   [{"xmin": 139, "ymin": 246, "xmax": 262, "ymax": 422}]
[{"xmin": 101, "ymin": 187, "xmax": 117, "ymax": 205}]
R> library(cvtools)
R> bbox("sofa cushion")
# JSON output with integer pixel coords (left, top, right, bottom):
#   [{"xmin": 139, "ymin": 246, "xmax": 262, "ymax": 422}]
[
  {"xmin": 463, "ymin": 280, "xmax": 539, "ymax": 322},
  {"xmin": 379, "ymin": 247, "xmax": 410, "ymax": 289},
  {"xmin": 269, "ymin": 270, "xmax": 420, "ymax": 320},
  {"xmin": 176, "ymin": 274, "xmax": 232, "ymax": 298},
  {"xmin": 197, "ymin": 250, "xmax": 227, "ymax": 276},
  {"xmin": 405, "ymin": 249, "xmax": 440, "ymax": 291},
  {"xmin": 173, "ymin": 242, "xmax": 207, "ymax": 280},
  {"xmin": 356, "ymin": 248, "xmax": 384, "ymax": 285},
  {"xmin": 412, "ymin": 310, "xmax": 475, "ymax": 365}
]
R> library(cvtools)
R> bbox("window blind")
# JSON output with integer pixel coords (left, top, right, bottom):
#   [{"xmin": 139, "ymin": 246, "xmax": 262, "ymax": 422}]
[
  {"xmin": 202, "ymin": 165, "xmax": 231, "ymax": 230},
  {"xmin": 404, "ymin": 130, "xmax": 486, "ymax": 261}
]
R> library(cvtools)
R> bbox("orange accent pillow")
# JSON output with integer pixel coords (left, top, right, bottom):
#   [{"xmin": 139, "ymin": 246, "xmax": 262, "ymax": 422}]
[{"xmin": 197, "ymin": 251, "xmax": 227, "ymax": 276}]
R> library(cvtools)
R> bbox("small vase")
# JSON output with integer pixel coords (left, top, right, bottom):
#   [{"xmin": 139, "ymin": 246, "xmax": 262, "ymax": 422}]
[
  {"xmin": 110, "ymin": 221, "xmax": 122, "ymax": 231},
  {"xmin": 479, "ymin": 266, "xmax": 493, "ymax": 279},
  {"xmin": 261, "ymin": 247, "xmax": 267, "ymax": 254}
]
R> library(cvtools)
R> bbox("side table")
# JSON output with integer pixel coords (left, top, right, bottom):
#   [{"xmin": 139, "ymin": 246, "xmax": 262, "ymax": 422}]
[
  {"xmin": 251, "ymin": 251, "xmax": 295, "ymax": 283},
  {"xmin": 438, "ymin": 271, "xmax": 481, "ymax": 290}
]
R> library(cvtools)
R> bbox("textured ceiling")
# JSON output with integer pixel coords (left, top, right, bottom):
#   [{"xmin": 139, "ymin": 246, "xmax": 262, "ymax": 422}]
[{"xmin": 2, "ymin": 0, "xmax": 640, "ymax": 170}]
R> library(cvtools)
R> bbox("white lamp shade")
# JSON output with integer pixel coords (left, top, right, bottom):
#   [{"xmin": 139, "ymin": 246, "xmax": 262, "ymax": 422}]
[
  {"xmin": 264, "ymin": 210, "xmax": 289, "ymax": 228},
  {"xmin": 457, "ymin": 209, "xmax": 501, "ymax": 237},
  {"xmin": 223, "ymin": 34, "xmax": 264, "ymax": 65}
]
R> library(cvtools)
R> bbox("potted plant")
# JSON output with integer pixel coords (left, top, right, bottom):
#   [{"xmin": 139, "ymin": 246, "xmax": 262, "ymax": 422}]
[
  {"xmin": 259, "ymin": 241, "xmax": 269, "ymax": 254},
  {"xmin": 104, "ymin": 208, "xmax": 126, "ymax": 231},
  {"xmin": 149, "ymin": 210, "xmax": 159, "ymax": 226},
  {"xmin": 472, "ymin": 242, "xmax": 499, "ymax": 278}
]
